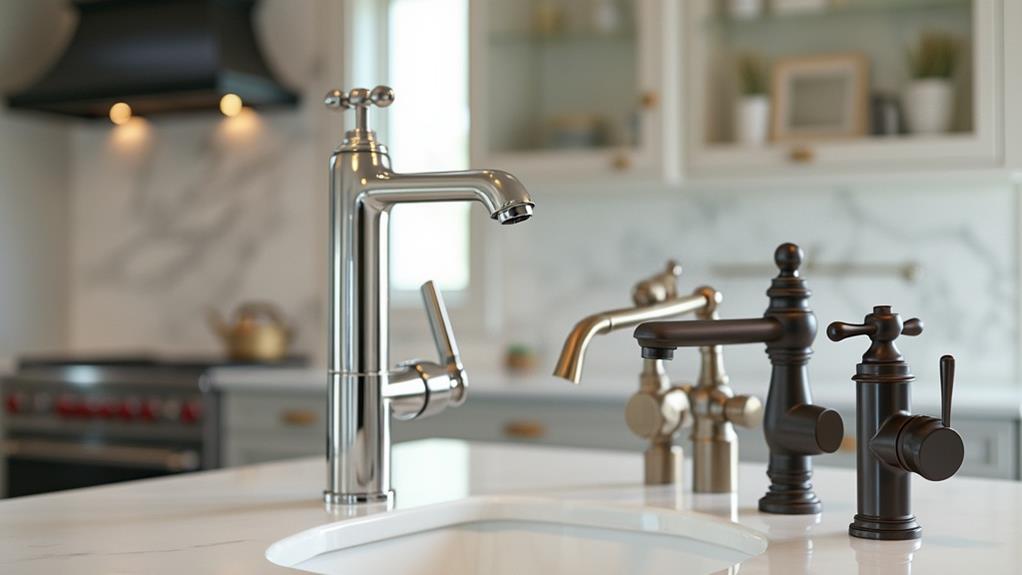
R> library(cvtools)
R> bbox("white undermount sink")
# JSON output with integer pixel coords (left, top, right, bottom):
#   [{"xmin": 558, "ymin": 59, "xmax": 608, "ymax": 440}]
[{"xmin": 266, "ymin": 496, "xmax": 767, "ymax": 575}]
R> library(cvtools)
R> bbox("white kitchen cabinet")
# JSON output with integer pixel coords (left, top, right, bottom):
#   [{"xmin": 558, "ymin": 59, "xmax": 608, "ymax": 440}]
[
  {"xmin": 682, "ymin": 0, "xmax": 1004, "ymax": 180},
  {"xmin": 220, "ymin": 389, "xmax": 1019, "ymax": 479},
  {"xmin": 468, "ymin": 0, "xmax": 679, "ymax": 183}
]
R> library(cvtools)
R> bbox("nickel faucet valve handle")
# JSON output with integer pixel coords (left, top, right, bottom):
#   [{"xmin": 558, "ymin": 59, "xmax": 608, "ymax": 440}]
[{"xmin": 324, "ymin": 86, "xmax": 395, "ymax": 132}]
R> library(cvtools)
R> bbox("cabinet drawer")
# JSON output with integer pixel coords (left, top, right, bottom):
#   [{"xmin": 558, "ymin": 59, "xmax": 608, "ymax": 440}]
[
  {"xmin": 224, "ymin": 393, "xmax": 325, "ymax": 435},
  {"xmin": 393, "ymin": 398, "xmax": 643, "ymax": 452},
  {"xmin": 955, "ymin": 418, "xmax": 1018, "ymax": 480},
  {"xmin": 736, "ymin": 415, "xmax": 1018, "ymax": 480}
]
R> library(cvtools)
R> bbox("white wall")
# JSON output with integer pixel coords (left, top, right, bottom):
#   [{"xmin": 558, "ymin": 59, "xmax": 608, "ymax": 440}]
[
  {"xmin": 0, "ymin": 1, "xmax": 77, "ymax": 368},
  {"xmin": 67, "ymin": 0, "xmax": 340, "ymax": 363}
]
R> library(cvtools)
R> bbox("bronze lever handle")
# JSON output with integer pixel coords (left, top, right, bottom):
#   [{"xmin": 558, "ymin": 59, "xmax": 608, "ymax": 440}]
[{"xmin": 940, "ymin": 355, "xmax": 955, "ymax": 427}]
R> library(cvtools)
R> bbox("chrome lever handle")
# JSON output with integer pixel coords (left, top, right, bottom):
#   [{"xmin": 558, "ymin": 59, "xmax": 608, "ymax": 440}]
[
  {"xmin": 421, "ymin": 281, "xmax": 462, "ymax": 368},
  {"xmin": 421, "ymin": 281, "xmax": 467, "ymax": 404}
]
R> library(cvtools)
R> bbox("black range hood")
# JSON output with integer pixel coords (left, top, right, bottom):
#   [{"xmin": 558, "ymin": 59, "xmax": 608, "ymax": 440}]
[{"xmin": 7, "ymin": 0, "xmax": 299, "ymax": 119}]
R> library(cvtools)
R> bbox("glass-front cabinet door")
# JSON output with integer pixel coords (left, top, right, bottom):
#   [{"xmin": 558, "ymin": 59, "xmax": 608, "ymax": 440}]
[
  {"xmin": 683, "ymin": 0, "xmax": 1002, "ymax": 179},
  {"xmin": 470, "ymin": 0, "xmax": 675, "ymax": 182}
]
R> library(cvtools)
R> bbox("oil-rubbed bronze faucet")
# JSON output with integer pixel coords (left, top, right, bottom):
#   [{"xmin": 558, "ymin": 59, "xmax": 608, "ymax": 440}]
[
  {"xmin": 634, "ymin": 243, "xmax": 844, "ymax": 514},
  {"xmin": 828, "ymin": 307, "xmax": 964, "ymax": 540}
]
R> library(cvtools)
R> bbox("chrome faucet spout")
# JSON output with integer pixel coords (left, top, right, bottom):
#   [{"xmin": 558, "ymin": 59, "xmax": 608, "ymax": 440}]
[{"xmin": 363, "ymin": 169, "xmax": 534, "ymax": 224}]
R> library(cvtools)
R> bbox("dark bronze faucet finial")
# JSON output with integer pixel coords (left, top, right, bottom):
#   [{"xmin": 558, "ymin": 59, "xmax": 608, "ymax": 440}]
[{"xmin": 774, "ymin": 242, "xmax": 803, "ymax": 276}]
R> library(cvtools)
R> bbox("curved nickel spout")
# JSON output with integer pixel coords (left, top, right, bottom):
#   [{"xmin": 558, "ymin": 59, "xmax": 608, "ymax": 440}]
[{"xmin": 553, "ymin": 291, "xmax": 716, "ymax": 384}]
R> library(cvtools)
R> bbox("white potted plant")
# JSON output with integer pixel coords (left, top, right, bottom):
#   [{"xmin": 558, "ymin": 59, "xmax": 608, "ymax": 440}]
[
  {"xmin": 905, "ymin": 31, "xmax": 959, "ymax": 135},
  {"xmin": 729, "ymin": 0, "xmax": 764, "ymax": 20},
  {"xmin": 735, "ymin": 54, "xmax": 770, "ymax": 146}
]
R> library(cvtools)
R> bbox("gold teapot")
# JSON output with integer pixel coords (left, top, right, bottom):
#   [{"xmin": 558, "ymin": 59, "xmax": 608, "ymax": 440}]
[{"xmin": 208, "ymin": 302, "xmax": 293, "ymax": 362}]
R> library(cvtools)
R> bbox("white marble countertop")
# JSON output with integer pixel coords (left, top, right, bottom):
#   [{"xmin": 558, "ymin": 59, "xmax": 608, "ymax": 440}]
[
  {"xmin": 206, "ymin": 366, "xmax": 1022, "ymax": 418},
  {"xmin": 1, "ymin": 439, "xmax": 1021, "ymax": 573}
]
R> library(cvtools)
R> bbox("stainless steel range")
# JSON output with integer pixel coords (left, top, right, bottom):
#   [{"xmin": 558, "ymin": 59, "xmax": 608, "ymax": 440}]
[{"xmin": 0, "ymin": 356, "xmax": 302, "ymax": 497}]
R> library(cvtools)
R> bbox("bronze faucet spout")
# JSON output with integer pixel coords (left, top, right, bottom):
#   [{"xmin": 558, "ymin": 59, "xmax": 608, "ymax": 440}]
[{"xmin": 635, "ymin": 318, "xmax": 783, "ymax": 359}]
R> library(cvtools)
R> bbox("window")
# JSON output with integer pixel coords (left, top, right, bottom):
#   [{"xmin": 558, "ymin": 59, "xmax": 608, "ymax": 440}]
[{"xmin": 386, "ymin": 0, "xmax": 471, "ymax": 304}]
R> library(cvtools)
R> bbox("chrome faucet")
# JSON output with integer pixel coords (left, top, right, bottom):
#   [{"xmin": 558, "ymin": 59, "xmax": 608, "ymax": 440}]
[
  {"xmin": 553, "ymin": 262, "xmax": 760, "ymax": 491},
  {"xmin": 324, "ymin": 86, "xmax": 535, "ymax": 505}
]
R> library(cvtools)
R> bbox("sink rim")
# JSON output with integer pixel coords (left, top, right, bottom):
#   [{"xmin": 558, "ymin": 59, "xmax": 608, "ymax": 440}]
[{"xmin": 266, "ymin": 495, "xmax": 768, "ymax": 568}]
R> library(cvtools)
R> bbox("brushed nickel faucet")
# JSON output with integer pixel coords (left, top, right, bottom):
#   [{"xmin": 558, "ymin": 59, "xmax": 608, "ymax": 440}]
[
  {"xmin": 553, "ymin": 262, "xmax": 761, "ymax": 491},
  {"xmin": 828, "ymin": 307, "xmax": 963, "ymax": 540},
  {"xmin": 634, "ymin": 244, "xmax": 844, "ymax": 514},
  {"xmin": 324, "ymin": 86, "xmax": 535, "ymax": 505}
]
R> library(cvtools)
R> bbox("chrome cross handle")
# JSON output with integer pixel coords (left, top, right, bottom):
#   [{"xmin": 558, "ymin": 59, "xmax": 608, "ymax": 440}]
[
  {"xmin": 324, "ymin": 85, "xmax": 394, "ymax": 132},
  {"xmin": 386, "ymin": 281, "xmax": 468, "ymax": 420}
]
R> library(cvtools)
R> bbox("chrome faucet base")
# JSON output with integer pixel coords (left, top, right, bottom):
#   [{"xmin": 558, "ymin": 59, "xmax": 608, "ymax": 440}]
[
  {"xmin": 324, "ymin": 490, "xmax": 394, "ymax": 506},
  {"xmin": 849, "ymin": 515, "xmax": 922, "ymax": 541}
]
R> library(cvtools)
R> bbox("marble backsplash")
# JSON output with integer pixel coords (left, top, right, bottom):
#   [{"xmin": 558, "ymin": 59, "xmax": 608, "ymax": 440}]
[
  {"xmin": 69, "ymin": 109, "xmax": 327, "ymax": 359},
  {"xmin": 497, "ymin": 183, "xmax": 1019, "ymax": 388},
  {"xmin": 68, "ymin": 120, "xmax": 1019, "ymax": 390}
]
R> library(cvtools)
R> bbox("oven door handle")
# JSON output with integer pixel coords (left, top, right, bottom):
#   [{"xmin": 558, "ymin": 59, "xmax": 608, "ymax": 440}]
[{"xmin": 1, "ymin": 439, "xmax": 200, "ymax": 472}]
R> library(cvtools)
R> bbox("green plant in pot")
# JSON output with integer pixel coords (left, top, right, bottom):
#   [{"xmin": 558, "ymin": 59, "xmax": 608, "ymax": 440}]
[
  {"xmin": 905, "ymin": 31, "xmax": 959, "ymax": 135},
  {"xmin": 735, "ymin": 54, "xmax": 770, "ymax": 146}
]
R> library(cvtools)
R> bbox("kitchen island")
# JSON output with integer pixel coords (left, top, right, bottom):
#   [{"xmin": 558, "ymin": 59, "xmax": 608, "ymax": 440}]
[{"xmin": 0, "ymin": 439, "xmax": 1019, "ymax": 573}]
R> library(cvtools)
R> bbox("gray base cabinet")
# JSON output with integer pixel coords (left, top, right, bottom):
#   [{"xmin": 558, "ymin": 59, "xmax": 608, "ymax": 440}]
[{"xmin": 221, "ymin": 391, "xmax": 1020, "ymax": 480}]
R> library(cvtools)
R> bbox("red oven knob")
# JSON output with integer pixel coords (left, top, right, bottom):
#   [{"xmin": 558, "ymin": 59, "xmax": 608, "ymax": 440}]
[
  {"xmin": 116, "ymin": 400, "xmax": 135, "ymax": 421},
  {"xmin": 56, "ymin": 396, "xmax": 75, "ymax": 417},
  {"xmin": 4, "ymin": 394, "xmax": 21, "ymax": 414},
  {"xmin": 139, "ymin": 399, "xmax": 159, "ymax": 422},
  {"xmin": 97, "ymin": 400, "xmax": 117, "ymax": 419},
  {"xmin": 180, "ymin": 401, "xmax": 202, "ymax": 424}
]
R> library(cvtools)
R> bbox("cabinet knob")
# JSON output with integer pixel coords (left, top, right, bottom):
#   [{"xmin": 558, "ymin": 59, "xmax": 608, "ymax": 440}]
[
  {"xmin": 789, "ymin": 146, "xmax": 814, "ymax": 163},
  {"xmin": 640, "ymin": 91, "xmax": 659, "ymax": 110},
  {"xmin": 503, "ymin": 420, "xmax": 547, "ymax": 439},
  {"xmin": 280, "ymin": 408, "xmax": 318, "ymax": 427},
  {"xmin": 611, "ymin": 151, "xmax": 632, "ymax": 171}
]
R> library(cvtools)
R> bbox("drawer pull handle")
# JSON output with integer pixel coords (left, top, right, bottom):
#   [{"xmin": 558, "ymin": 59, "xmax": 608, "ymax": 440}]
[
  {"xmin": 503, "ymin": 420, "xmax": 547, "ymax": 439},
  {"xmin": 280, "ymin": 409, "xmax": 318, "ymax": 427}
]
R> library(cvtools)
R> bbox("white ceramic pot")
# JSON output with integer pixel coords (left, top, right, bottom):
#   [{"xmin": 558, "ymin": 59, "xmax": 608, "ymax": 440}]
[
  {"xmin": 735, "ymin": 95, "xmax": 770, "ymax": 146},
  {"xmin": 728, "ymin": 0, "xmax": 764, "ymax": 19},
  {"xmin": 904, "ymin": 79, "xmax": 953, "ymax": 135}
]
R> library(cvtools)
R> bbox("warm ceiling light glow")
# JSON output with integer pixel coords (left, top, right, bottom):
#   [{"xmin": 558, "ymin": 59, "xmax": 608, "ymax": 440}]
[
  {"xmin": 109, "ymin": 102, "xmax": 132, "ymax": 125},
  {"xmin": 219, "ymin": 93, "xmax": 243, "ymax": 117}
]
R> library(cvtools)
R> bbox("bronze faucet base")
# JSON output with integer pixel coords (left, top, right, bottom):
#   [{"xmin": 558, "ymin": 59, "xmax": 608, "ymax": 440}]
[
  {"xmin": 757, "ymin": 457, "xmax": 822, "ymax": 514},
  {"xmin": 849, "ymin": 515, "xmax": 922, "ymax": 541}
]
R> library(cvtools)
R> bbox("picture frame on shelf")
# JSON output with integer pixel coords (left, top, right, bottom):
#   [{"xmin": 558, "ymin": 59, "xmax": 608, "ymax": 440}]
[{"xmin": 770, "ymin": 53, "xmax": 869, "ymax": 141}]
